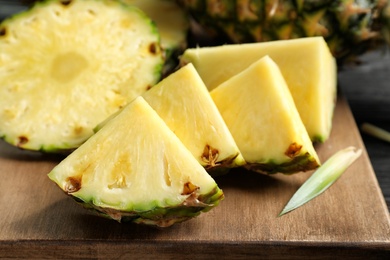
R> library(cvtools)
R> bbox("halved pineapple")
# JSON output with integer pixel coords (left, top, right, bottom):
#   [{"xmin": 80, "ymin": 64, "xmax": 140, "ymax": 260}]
[
  {"xmin": 48, "ymin": 96, "xmax": 223, "ymax": 227},
  {"xmin": 0, "ymin": 0, "xmax": 163, "ymax": 152},
  {"xmin": 210, "ymin": 56, "xmax": 320, "ymax": 174},
  {"xmin": 143, "ymin": 63, "xmax": 245, "ymax": 174},
  {"xmin": 181, "ymin": 37, "xmax": 337, "ymax": 143}
]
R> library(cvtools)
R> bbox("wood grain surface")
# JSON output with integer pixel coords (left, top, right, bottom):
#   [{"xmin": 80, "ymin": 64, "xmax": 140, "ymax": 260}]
[{"xmin": 0, "ymin": 96, "xmax": 389, "ymax": 259}]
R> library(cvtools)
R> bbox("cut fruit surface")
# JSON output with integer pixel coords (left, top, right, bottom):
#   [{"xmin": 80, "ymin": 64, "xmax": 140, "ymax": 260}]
[
  {"xmin": 0, "ymin": 0, "xmax": 163, "ymax": 152},
  {"xmin": 48, "ymin": 96, "xmax": 223, "ymax": 227},
  {"xmin": 210, "ymin": 56, "xmax": 320, "ymax": 174},
  {"xmin": 181, "ymin": 37, "xmax": 337, "ymax": 142},
  {"xmin": 143, "ymin": 63, "xmax": 245, "ymax": 174}
]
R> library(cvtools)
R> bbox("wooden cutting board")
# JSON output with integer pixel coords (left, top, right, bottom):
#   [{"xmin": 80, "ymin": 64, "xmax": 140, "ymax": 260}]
[{"xmin": 0, "ymin": 96, "xmax": 389, "ymax": 259}]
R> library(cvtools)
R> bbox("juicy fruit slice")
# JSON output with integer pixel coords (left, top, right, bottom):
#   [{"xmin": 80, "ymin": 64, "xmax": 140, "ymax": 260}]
[
  {"xmin": 0, "ymin": 0, "xmax": 163, "ymax": 152},
  {"xmin": 181, "ymin": 37, "xmax": 337, "ymax": 143},
  {"xmin": 122, "ymin": 0, "xmax": 189, "ymax": 75},
  {"xmin": 210, "ymin": 56, "xmax": 320, "ymax": 174},
  {"xmin": 143, "ymin": 63, "xmax": 245, "ymax": 174},
  {"xmin": 48, "ymin": 96, "xmax": 223, "ymax": 227}
]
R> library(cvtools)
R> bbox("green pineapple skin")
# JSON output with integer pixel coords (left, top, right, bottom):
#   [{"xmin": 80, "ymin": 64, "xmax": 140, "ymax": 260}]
[
  {"xmin": 71, "ymin": 186, "xmax": 224, "ymax": 227},
  {"xmin": 48, "ymin": 96, "xmax": 224, "ymax": 228},
  {"xmin": 177, "ymin": 0, "xmax": 390, "ymax": 63},
  {"xmin": 0, "ymin": 0, "xmax": 164, "ymax": 153},
  {"xmin": 245, "ymin": 153, "xmax": 320, "ymax": 175}
]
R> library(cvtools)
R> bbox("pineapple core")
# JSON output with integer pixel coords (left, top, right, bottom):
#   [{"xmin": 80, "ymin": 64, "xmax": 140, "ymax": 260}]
[{"xmin": 51, "ymin": 52, "xmax": 88, "ymax": 83}]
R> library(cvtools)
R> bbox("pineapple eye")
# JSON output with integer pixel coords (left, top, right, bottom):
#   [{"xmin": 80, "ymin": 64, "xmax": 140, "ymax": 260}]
[
  {"xmin": 285, "ymin": 142, "xmax": 303, "ymax": 158},
  {"xmin": 201, "ymin": 144, "xmax": 220, "ymax": 169},
  {"xmin": 0, "ymin": 27, "xmax": 6, "ymax": 37},
  {"xmin": 17, "ymin": 136, "xmax": 29, "ymax": 146},
  {"xmin": 149, "ymin": 42, "xmax": 159, "ymax": 55},
  {"xmin": 182, "ymin": 182, "xmax": 199, "ymax": 195},
  {"xmin": 60, "ymin": 0, "xmax": 72, "ymax": 6},
  {"xmin": 65, "ymin": 176, "xmax": 82, "ymax": 193}
]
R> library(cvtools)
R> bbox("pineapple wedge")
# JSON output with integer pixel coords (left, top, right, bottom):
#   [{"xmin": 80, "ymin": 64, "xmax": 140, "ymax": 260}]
[
  {"xmin": 0, "ymin": 0, "xmax": 163, "ymax": 152},
  {"xmin": 210, "ymin": 56, "xmax": 320, "ymax": 174},
  {"xmin": 48, "ymin": 96, "xmax": 223, "ymax": 227},
  {"xmin": 143, "ymin": 63, "xmax": 245, "ymax": 174},
  {"xmin": 181, "ymin": 37, "xmax": 337, "ymax": 143},
  {"xmin": 95, "ymin": 64, "xmax": 245, "ymax": 174}
]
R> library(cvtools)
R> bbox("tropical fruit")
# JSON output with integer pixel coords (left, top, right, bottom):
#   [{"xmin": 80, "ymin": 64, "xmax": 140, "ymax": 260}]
[
  {"xmin": 95, "ymin": 64, "xmax": 245, "ymax": 174},
  {"xmin": 0, "ymin": 0, "xmax": 163, "ymax": 152},
  {"xmin": 177, "ymin": 0, "xmax": 390, "ymax": 63},
  {"xmin": 180, "ymin": 37, "xmax": 337, "ymax": 143},
  {"xmin": 48, "ymin": 96, "xmax": 224, "ymax": 227},
  {"xmin": 122, "ymin": 0, "xmax": 189, "ymax": 74},
  {"xmin": 143, "ymin": 63, "xmax": 245, "ymax": 174},
  {"xmin": 210, "ymin": 56, "xmax": 320, "ymax": 174}
]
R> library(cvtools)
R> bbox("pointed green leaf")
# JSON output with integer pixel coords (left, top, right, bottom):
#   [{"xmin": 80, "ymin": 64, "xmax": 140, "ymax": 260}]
[{"xmin": 279, "ymin": 146, "xmax": 362, "ymax": 216}]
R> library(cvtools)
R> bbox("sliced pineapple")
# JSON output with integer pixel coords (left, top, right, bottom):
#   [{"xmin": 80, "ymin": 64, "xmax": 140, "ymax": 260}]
[
  {"xmin": 95, "ymin": 64, "xmax": 245, "ymax": 174},
  {"xmin": 181, "ymin": 37, "xmax": 337, "ymax": 143},
  {"xmin": 0, "ymin": 0, "xmax": 164, "ymax": 152},
  {"xmin": 143, "ymin": 63, "xmax": 245, "ymax": 174},
  {"xmin": 48, "ymin": 96, "xmax": 223, "ymax": 227},
  {"xmin": 210, "ymin": 56, "xmax": 320, "ymax": 174}
]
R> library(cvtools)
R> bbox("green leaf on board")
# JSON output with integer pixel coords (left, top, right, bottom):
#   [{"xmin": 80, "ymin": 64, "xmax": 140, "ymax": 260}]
[{"xmin": 279, "ymin": 146, "xmax": 362, "ymax": 216}]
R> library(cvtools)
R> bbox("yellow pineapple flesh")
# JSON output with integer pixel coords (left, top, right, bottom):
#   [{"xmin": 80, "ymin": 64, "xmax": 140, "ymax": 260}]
[
  {"xmin": 48, "ymin": 96, "xmax": 223, "ymax": 227},
  {"xmin": 143, "ymin": 63, "xmax": 245, "ymax": 174},
  {"xmin": 210, "ymin": 56, "xmax": 320, "ymax": 174},
  {"xmin": 181, "ymin": 37, "xmax": 337, "ymax": 143},
  {"xmin": 0, "ymin": 0, "xmax": 163, "ymax": 152}
]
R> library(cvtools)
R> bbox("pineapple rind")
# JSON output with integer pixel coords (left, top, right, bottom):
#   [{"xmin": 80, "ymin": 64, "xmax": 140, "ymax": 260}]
[
  {"xmin": 72, "ymin": 186, "xmax": 223, "ymax": 227},
  {"xmin": 0, "ymin": 0, "xmax": 164, "ymax": 152},
  {"xmin": 245, "ymin": 153, "xmax": 320, "ymax": 175},
  {"xmin": 48, "ymin": 96, "xmax": 223, "ymax": 227}
]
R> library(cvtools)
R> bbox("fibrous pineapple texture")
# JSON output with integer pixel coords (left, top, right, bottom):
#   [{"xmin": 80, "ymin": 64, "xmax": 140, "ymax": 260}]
[
  {"xmin": 48, "ymin": 96, "xmax": 223, "ymax": 227},
  {"xmin": 210, "ymin": 56, "xmax": 320, "ymax": 174},
  {"xmin": 177, "ymin": 0, "xmax": 390, "ymax": 63},
  {"xmin": 181, "ymin": 37, "xmax": 337, "ymax": 143},
  {"xmin": 0, "ymin": 0, "xmax": 163, "ymax": 152},
  {"xmin": 143, "ymin": 63, "xmax": 245, "ymax": 174}
]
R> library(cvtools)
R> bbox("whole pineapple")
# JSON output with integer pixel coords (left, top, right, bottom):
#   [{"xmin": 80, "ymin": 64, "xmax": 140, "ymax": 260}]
[{"xmin": 177, "ymin": 0, "xmax": 390, "ymax": 63}]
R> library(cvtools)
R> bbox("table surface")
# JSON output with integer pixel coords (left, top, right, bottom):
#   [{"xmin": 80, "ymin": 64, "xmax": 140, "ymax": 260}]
[{"xmin": 338, "ymin": 49, "xmax": 390, "ymax": 212}]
